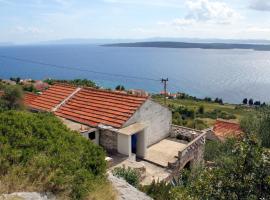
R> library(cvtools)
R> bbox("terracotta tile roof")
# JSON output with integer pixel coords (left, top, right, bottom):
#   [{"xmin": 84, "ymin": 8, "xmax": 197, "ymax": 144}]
[
  {"xmin": 55, "ymin": 87, "xmax": 148, "ymax": 128},
  {"xmin": 24, "ymin": 93, "xmax": 39, "ymax": 105},
  {"xmin": 0, "ymin": 90, "xmax": 4, "ymax": 97},
  {"xmin": 27, "ymin": 84, "xmax": 77, "ymax": 111},
  {"xmin": 213, "ymin": 119, "xmax": 243, "ymax": 141}
]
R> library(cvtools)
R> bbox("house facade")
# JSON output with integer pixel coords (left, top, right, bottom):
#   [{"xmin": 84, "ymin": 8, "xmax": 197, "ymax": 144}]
[{"xmin": 26, "ymin": 84, "xmax": 172, "ymax": 158}]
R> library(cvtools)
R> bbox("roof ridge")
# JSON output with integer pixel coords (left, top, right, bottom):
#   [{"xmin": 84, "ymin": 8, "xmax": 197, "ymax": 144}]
[
  {"xmin": 51, "ymin": 87, "xmax": 81, "ymax": 112},
  {"xmin": 50, "ymin": 83, "xmax": 148, "ymax": 99},
  {"xmin": 52, "ymin": 83, "xmax": 77, "ymax": 88},
  {"xmin": 216, "ymin": 119, "xmax": 240, "ymax": 125}
]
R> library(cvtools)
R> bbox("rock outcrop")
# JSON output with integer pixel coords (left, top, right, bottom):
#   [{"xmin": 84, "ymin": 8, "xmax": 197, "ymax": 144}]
[
  {"xmin": 0, "ymin": 192, "xmax": 55, "ymax": 200},
  {"xmin": 108, "ymin": 173, "xmax": 152, "ymax": 200}
]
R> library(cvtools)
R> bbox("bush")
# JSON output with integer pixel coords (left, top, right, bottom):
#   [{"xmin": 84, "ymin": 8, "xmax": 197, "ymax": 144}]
[
  {"xmin": 0, "ymin": 111, "xmax": 106, "ymax": 199},
  {"xmin": 204, "ymin": 139, "xmax": 236, "ymax": 162},
  {"xmin": 0, "ymin": 85, "xmax": 24, "ymax": 110},
  {"xmin": 140, "ymin": 180, "xmax": 173, "ymax": 200},
  {"xmin": 115, "ymin": 85, "xmax": 125, "ymax": 91},
  {"xmin": 44, "ymin": 79, "xmax": 98, "ymax": 88},
  {"xmin": 112, "ymin": 167, "xmax": 140, "ymax": 188},
  {"xmin": 198, "ymin": 105, "xmax": 204, "ymax": 114}
]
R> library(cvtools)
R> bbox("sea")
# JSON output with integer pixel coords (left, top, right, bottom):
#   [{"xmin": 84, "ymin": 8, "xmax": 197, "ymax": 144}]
[{"xmin": 0, "ymin": 44, "xmax": 270, "ymax": 104}]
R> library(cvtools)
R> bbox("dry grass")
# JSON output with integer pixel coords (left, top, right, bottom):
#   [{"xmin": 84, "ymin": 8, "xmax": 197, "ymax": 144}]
[{"xmin": 87, "ymin": 180, "xmax": 117, "ymax": 200}]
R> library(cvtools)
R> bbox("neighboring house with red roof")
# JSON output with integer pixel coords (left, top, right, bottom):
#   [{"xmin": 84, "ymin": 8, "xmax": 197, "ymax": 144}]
[
  {"xmin": 207, "ymin": 119, "xmax": 243, "ymax": 141},
  {"xmin": 0, "ymin": 90, "xmax": 4, "ymax": 97},
  {"xmin": 25, "ymin": 84, "xmax": 172, "ymax": 158},
  {"xmin": 33, "ymin": 80, "xmax": 49, "ymax": 91}
]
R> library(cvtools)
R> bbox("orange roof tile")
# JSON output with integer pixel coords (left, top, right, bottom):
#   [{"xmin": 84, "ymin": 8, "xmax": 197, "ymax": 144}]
[
  {"xmin": 24, "ymin": 93, "xmax": 39, "ymax": 105},
  {"xmin": 0, "ymin": 90, "xmax": 4, "ymax": 97},
  {"xmin": 213, "ymin": 119, "xmax": 243, "ymax": 141},
  {"xmin": 55, "ymin": 87, "xmax": 148, "ymax": 128},
  {"xmin": 27, "ymin": 84, "xmax": 77, "ymax": 111}
]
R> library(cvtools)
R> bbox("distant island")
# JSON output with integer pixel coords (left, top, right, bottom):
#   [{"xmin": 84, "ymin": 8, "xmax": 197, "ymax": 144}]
[{"xmin": 103, "ymin": 41, "xmax": 270, "ymax": 51}]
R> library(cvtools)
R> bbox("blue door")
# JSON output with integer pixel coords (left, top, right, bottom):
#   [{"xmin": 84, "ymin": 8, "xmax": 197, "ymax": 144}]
[{"xmin": 131, "ymin": 134, "xmax": 137, "ymax": 154}]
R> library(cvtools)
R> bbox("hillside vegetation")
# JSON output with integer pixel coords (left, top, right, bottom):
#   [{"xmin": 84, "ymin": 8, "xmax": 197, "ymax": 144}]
[
  {"xmin": 153, "ymin": 95, "xmax": 256, "ymax": 129},
  {"xmin": 0, "ymin": 110, "xmax": 113, "ymax": 200}
]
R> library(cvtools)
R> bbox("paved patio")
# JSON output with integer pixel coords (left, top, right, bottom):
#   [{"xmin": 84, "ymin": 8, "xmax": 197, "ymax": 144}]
[{"xmin": 144, "ymin": 138, "xmax": 187, "ymax": 167}]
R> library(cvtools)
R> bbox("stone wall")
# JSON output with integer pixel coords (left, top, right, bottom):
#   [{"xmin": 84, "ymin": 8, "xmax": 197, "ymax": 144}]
[
  {"xmin": 167, "ymin": 131, "xmax": 206, "ymax": 181},
  {"xmin": 171, "ymin": 125, "xmax": 201, "ymax": 141},
  {"xmin": 124, "ymin": 99, "xmax": 172, "ymax": 147},
  {"xmin": 99, "ymin": 128, "xmax": 118, "ymax": 153}
]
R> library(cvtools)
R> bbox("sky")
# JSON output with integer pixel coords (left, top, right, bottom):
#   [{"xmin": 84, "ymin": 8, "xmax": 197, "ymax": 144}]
[{"xmin": 1, "ymin": 0, "xmax": 270, "ymax": 43}]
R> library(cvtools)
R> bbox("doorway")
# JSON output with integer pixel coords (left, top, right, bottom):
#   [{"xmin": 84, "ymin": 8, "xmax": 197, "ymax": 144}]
[{"xmin": 131, "ymin": 134, "xmax": 137, "ymax": 154}]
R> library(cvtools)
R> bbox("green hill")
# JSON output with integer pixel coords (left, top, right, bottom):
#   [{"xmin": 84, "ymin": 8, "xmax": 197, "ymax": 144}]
[{"xmin": 0, "ymin": 110, "xmax": 112, "ymax": 200}]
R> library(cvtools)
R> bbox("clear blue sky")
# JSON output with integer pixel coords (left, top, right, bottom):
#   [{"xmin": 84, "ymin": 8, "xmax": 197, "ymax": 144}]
[{"xmin": 1, "ymin": 0, "xmax": 270, "ymax": 43}]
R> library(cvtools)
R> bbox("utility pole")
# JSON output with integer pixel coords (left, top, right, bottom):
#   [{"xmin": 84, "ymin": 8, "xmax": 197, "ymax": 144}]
[{"xmin": 161, "ymin": 78, "xmax": 168, "ymax": 105}]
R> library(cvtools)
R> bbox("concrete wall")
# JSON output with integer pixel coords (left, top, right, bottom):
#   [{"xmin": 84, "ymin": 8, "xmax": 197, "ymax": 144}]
[
  {"xmin": 124, "ymin": 99, "xmax": 172, "ymax": 147},
  {"xmin": 117, "ymin": 134, "xmax": 131, "ymax": 157},
  {"xmin": 136, "ymin": 129, "xmax": 147, "ymax": 158},
  {"xmin": 99, "ymin": 129, "xmax": 118, "ymax": 153},
  {"xmin": 81, "ymin": 129, "xmax": 100, "ymax": 145}
]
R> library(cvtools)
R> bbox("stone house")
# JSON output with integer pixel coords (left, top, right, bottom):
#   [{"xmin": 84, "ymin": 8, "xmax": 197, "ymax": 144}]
[{"xmin": 25, "ymin": 84, "xmax": 172, "ymax": 158}]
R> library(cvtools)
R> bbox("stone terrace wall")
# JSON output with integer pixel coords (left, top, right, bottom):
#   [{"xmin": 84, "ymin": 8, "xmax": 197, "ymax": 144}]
[
  {"xmin": 171, "ymin": 125, "xmax": 202, "ymax": 141},
  {"xmin": 167, "ymin": 127, "xmax": 206, "ymax": 181}
]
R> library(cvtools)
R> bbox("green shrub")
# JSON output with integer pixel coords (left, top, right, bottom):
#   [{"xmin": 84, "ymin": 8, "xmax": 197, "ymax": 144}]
[
  {"xmin": 112, "ymin": 167, "xmax": 140, "ymax": 188},
  {"xmin": 204, "ymin": 139, "xmax": 236, "ymax": 162},
  {"xmin": 0, "ymin": 110, "xmax": 106, "ymax": 199},
  {"xmin": 198, "ymin": 105, "xmax": 204, "ymax": 114},
  {"xmin": 140, "ymin": 180, "xmax": 173, "ymax": 200},
  {"xmin": 0, "ymin": 85, "xmax": 24, "ymax": 110},
  {"xmin": 44, "ymin": 79, "xmax": 98, "ymax": 88}
]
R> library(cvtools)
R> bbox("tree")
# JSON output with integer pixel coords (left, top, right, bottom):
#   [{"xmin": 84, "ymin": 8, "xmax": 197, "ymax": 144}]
[
  {"xmin": 204, "ymin": 97, "xmax": 212, "ymax": 102},
  {"xmin": 249, "ymin": 98, "xmax": 254, "ymax": 105},
  {"xmin": 242, "ymin": 98, "xmax": 248, "ymax": 105},
  {"xmin": 10, "ymin": 77, "xmax": 21, "ymax": 83},
  {"xmin": 44, "ymin": 79, "xmax": 98, "ymax": 88},
  {"xmin": 180, "ymin": 134, "xmax": 270, "ymax": 200},
  {"xmin": 115, "ymin": 85, "xmax": 125, "ymax": 91},
  {"xmin": 254, "ymin": 101, "xmax": 261, "ymax": 106},
  {"xmin": 0, "ymin": 85, "xmax": 24, "ymax": 110},
  {"xmin": 214, "ymin": 98, "xmax": 223, "ymax": 104},
  {"xmin": 198, "ymin": 105, "xmax": 204, "ymax": 114}
]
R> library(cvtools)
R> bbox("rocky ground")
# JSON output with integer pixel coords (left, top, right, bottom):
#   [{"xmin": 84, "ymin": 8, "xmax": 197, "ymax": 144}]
[
  {"xmin": 0, "ymin": 192, "xmax": 55, "ymax": 200},
  {"xmin": 108, "ymin": 173, "xmax": 152, "ymax": 200},
  {"xmin": 0, "ymin": 175, "xmax": 152, "ymax": 200}
]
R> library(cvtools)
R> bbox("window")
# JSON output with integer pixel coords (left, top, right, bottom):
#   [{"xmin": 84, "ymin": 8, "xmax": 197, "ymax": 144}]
[{"xmin": 88, "ymin": 131, "xmax": 96, "ymax": 140}]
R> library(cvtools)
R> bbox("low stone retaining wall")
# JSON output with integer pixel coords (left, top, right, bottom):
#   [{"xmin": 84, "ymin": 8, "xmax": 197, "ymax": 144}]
[
  {"xmin": 166, "ymin": 126, "xmax": 207, "ymax": 181},
  {"xmin": 171, "ymin": 125, "xmax": 202, "ymax": 141}
]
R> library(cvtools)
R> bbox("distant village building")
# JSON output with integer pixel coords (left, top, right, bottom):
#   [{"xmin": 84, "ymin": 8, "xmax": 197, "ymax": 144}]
[
  {"xmin": 207, "ymin": 119, "xmax": 243, "ymax": 141},
  {"xmin": 33, "ymin": 80, "xmax": 49, "ymax": 91},
  {"xmin": 129, "ymin": 89, "xmax": 148, "ymax": 97},
  {"xmin": 1, "ymin": 79, "xmax": 16, "ymax": 85},
  {"xmin": 160, "ymin": 91, "xmax": 181, "ymax": 99}
]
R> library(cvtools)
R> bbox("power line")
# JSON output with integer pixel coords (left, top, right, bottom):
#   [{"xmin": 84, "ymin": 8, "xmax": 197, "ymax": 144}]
[
  {"xmin": 161, "ymin": 78, "xmax": 168, "ymax": 105},
  {"xmin": 0, "ymin": 55, "xmax": 160, "ymax": 82}
]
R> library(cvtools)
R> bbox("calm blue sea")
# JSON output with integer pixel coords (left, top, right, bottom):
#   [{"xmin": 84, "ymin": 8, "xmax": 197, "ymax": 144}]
[{"xmin": 1, "ymin": 44, "xmax": 270, "ymax": 104}]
